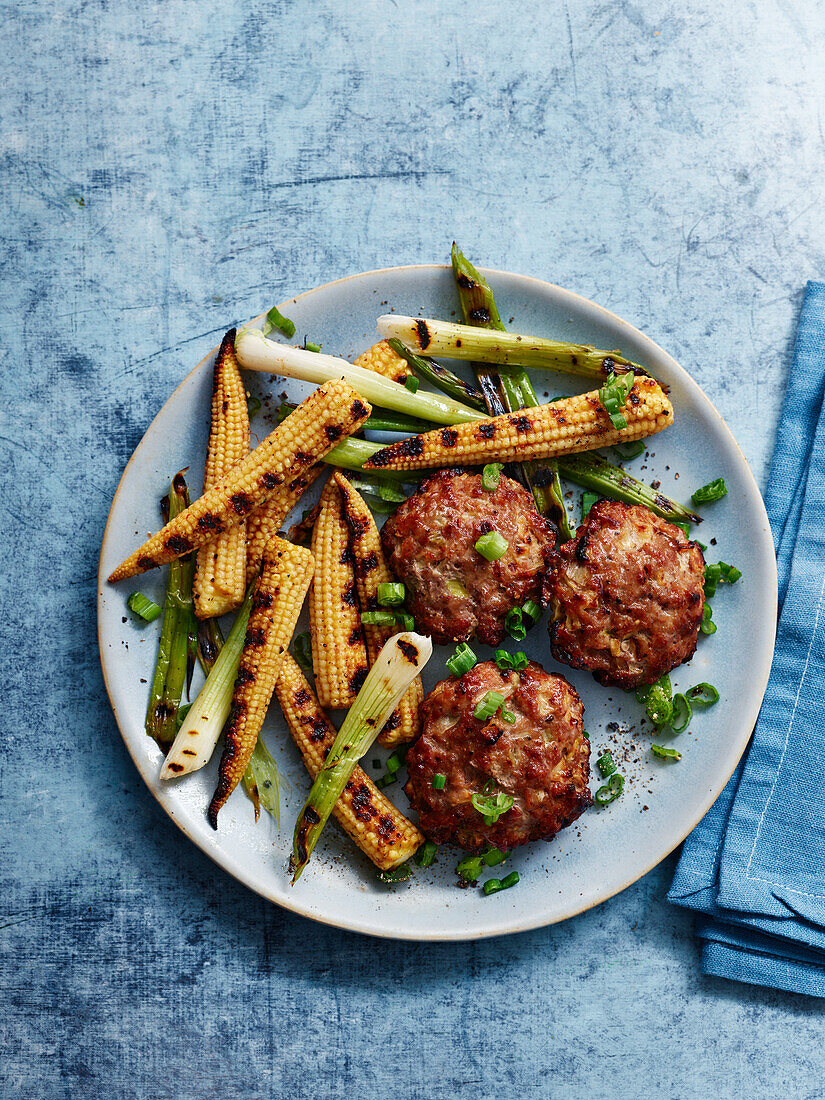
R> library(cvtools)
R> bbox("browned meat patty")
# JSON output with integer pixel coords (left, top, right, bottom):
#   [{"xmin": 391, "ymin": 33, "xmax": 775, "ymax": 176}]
[
  {"xmin": 543, "ymin": 500, "xmax": 705, "ymax": 689},
  {"xmin": 405, "ymin": 660, "xmax": 590, "ymax": 852},
  {"xmin": 380, "ymin": 470, "xmax": 555, "ymax": 646}
]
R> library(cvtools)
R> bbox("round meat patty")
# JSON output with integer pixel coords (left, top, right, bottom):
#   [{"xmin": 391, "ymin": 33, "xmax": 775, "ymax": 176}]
[
  {"xmin": 405, "ymin": 660, "xmax": 590, "ymax": 852},
  {"xmin": 380, "ymin": 470, "xmax": 555, "ymax": 646},
  {"xmin": 543, "ymin": 500, "xmax": 705, "ymax": 689}
]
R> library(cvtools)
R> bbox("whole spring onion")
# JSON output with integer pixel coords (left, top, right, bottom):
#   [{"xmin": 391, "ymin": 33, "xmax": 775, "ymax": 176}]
[
  {"xmin": 277, "ymin": 397, "xmax": 434, "ymax": 437},
  {"xmin": 235, "ymin": 328, "xmax": 485, "ymax": 427},
  {"xmin": 291, "ymin": 631, "xmax": 433, "ymax": 882},
  {"xmin": 556, "ymin": 452, "xmax": 702, "ymax": 526},
  {"xmin": 376, "ymin": 313, "xmax": 646, "ymax": 382},
  {"xmin": 159, "ymin": 587, "xmax": 254, "ymax": 779},
  {"xmin": 387, "ymin": 337, "xmax": 486, "ymax": 411},
  {"xmin": 128, "ymin": 591, "xmax": 162, "ymax": 623},
  {"xmin": 691, "ymin": 478, "xmax": 728, "ymax": 505}
]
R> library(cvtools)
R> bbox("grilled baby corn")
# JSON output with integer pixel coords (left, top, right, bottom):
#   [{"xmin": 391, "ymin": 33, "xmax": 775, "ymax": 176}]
[
  {"xmin": 245, "ymin": 465, "xmax": 323, "ymax": 577},
  {"xmin": 354, "ymin": 340, "xmax": 411, "ymax": 384},
  {"xmin": 208, "ymin": 537, "xmax": 314, "ymax": 828},
  {"xmin": 194, "ymin": 330, "xmax": 250, "ymax": 618},
  {"xmin": 335, "ymin": 471, "xmax": 423, "ymax": 747},
  {"xmin": 108, "ymin": 380, "xmax": 370, "ymax": 582},
  {"xmin": 276, "ymin": 654, "xmax": 424, "ymax": 870},
  {"xmin": 309, "ymin": 479, "xmax": 369, "ymax": 709},
  {"xmin": 363, "ymin": 378, "xmax": 673, "ymax": 471}
]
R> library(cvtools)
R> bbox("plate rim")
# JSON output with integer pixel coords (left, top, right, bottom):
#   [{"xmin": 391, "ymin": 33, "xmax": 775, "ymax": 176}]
[{"xmin": 97, "ymin": 263, "xmax": 778, "ymax": 941}]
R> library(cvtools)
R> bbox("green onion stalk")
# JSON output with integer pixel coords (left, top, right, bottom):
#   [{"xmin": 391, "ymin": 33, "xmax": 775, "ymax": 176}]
[
  {"xmin": 386, "ymin": 338, "xmax": 487, "ymax": 412},
  {"xmin": 146, "ymin": 472, "xmax": 195, "ymax": 746},
  {"xmin": 451, "ymin": 244, "xmax": 574, "ymax": 540},
  {"xmin": 555, "ymin": 451, "xmax": 702, "ymax": 525},
  {"xmin": 292, "ymin": 631, "xmax": 433, "ymax": 883}
]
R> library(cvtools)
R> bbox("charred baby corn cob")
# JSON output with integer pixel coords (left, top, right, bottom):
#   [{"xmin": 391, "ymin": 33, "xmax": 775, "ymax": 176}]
[
  {"xmin": 245, "ymin": 465, "xmax": 324, "ymax": 577},
  {"xmin": 194, "ymin": 330, "xmax": 250, "ymax": 618},
  {"xmin": 335, "ymin": 471, "xmax": 423, "ymax": 747},
  {"xmin": 207, "ymin": 537, "xmax": 315, "ymax": 827},
  {"xmin": 108, "ymin": 380, "xmax": 370, "ymax": 582},
  {"xmin": 275, "ymin": 655, "xmax": 424, "ymax": 870},
  {"xmin": 364, "ymin": 378, "xmax": 673, "ymax": 471},
  {"xmin": 309, "ymin": 479, "xmax": 369, "ymax": 709},
  {"xmin": 354, "ymin": 340, "xmax": 411, "ymax": 384}
]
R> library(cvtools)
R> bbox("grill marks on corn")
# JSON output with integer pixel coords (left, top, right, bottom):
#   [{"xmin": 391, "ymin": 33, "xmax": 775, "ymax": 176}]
[
  {"xmin": 362, "ymin": 378, "xmax": 673, "ymax": 471},
  {"xmin": 335, "ymin": 471, "xmax": 424, "ymax": 748},
  {"xmin": 309, "ymin": 480, "xmax": 369, "ymax": 710},
  {"xmin": 207, "ymin": 538, "xmax": 315, "ymax": 828},
  {"xmin": 275, "ymin": 655, "xmax": 424, "ymax": 869},
  {"xmin": 244, "ymin": 465, "xmax": 323, "ymax": 577},
  {"xmin": 107, "ymin": 379, "xmax": 370, "ymax": 582}
]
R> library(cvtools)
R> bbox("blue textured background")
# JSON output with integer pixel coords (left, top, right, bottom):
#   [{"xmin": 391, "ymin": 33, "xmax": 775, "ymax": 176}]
[{"xmin": 3, "ymin": 2, "xmax": 825, "ymax": 1096}]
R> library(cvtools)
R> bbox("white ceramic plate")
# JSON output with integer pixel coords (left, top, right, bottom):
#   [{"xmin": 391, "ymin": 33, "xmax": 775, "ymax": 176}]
[{"xmin": 98, "ymin": 265, "xmax": 777, "ymax": 940}]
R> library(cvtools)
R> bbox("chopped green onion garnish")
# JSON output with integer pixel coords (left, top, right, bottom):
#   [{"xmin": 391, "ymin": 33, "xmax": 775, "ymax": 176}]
[
  {"xmin": 695, "ymin": 539, "xmax": 708, "ymax": 551},
  {"xmin": 377, "ymin": 863, "xmax": 412, "ymax": 883},
  {"xmin": 504, "ymin": 606, "xmax": 526, "ymax": 641},
  {"xmin": 360, "ymin": 610, "xmax": 397, "ymax": 627},
  {"xmin": 691, "ymin": 478, "xmax": 728, "ymax": 505},
  {"xmin": 376, "ymin": 773, "xmax": 396, "ymax": 789},
  {"xmin": 673, "ymin": 521, "xmax": 691, "ymax": 538},
  {"xmin": 499, "ymin": 706, "xmax": 517, "ymax": 724},
  {"xmin": 415, "ymin": 840, "xmax": 438, "ymax": 868},
  {"xmin": 521, "ymin": 599, "xmax": 540, "ymax": 625},
  {"xmin": 582, "ymin": 491, "xmax": 600, "ymax": 519},
  {"xmin": 303, "ymin": 340, "xmax": 321, "ymax": 353},
  {"xmin": 377, "ymin": 582, "xmax": 406, "ymax": 607},
  {"xmin": 127, "ymin": 591, "xmax": 162, "ymax": 623},
  {"xmin": 432, "ymin": 773, "xmax": 447, "ymax": 790},
  {"xmin": 670, "ymin": 693, "xmax": 692, "ymax": 733},
  {"xmin": 482, "ymin": 463, "xmax": 504, "ymax": 490},
  {"xmin": 612, "ymin": 440, "xmax": 646, "ymax": 461},
  {"xmin": 637, "ymin": 674, "xmax": 673, "ymax": 726},
  {"xmin": 471, "ymin": 788, "xmax": 514, "ymax": 825},
  {"xmin": 594, "ymin": 773, "xmax": 624, "ymax": 806},
  {"xmin": 261, "ymin": 304, "xmax": 296, "ymax": 339},
  {"xmin": 457, "ymin": 854, "xmax": 483, "ymax": 883},
  {"xmin": 598, "ymin": 372, "xmax": 636, "ymax": 430},
  {"xmin": 483, "ymin": 870, "xmax": 520, "ymax": 896},
  {"xmin": 175, "ymin": 703, "xmax": 191, "ymax": 728},
  {"xmin": 652, "ymin": 744, "xmax": 682, "ymax": 761},
  {"xmin": 495, "ymin": 650, "xmax": 529, "ymax": 671},
  {"xmin": 473, "ymin": 691, "xmax": 507, "ymax": 721},
  {"xmin": 700, "ymin": 604, "xmax": 717, "ymax": 635},
  {"xmin": 386, "ymin": 751, "xmax": 404, "ymax": 775},
  {"xmin": 704, "ymin": 563, "xmax": 722, "ymax": 597},
  {"xmin": 687, "ymin": 682, "xmax": 720, "ymax": 707},
  {"xmin": 475, "ymin": 531, "xmax": 509, "ymax": 561},
  {"xmin": 597, "ymin": 750, "xmax": 616, "ymax": 778},
  {"xmin": 372, "ymin": 759, "xmax": 381, "ymax": 769},
  {"xmin": 447, "ymin": 642, "xmax": 477, "ymax": 677},
  {"xmin": 246, "ymin": 395, "xmax": 262, "ymax": 417},
  {"xmin": 394, "ymin": 610, "xmax": 415, "ymax": 632},
  {"xmin": 482, "ymin": 845, "xmax": 510, "ymax": 866},
  {"xmin": 404, "ymin": 374, "xmax": 420, "ymax": 394},
  {"xmin": 719, "ymin": 561, "xmax": 742, "ymax": 583},
  {"xmin": 293, "ymin": 631, "xmax": 314, "ymax": 677}
]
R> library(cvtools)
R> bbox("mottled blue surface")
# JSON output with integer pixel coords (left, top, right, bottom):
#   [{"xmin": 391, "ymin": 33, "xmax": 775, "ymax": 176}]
[{"xmin": 3, "ymin": 2, "xmax": 825, "ymax": 1097}]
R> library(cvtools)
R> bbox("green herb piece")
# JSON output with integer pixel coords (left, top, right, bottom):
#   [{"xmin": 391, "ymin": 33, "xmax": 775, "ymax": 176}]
[
  {"xmin": 404, "ymin": 374, "xmax": 420, "ymax": 394},
  {"xmin": 597, "ymin": 750, "xmax": 617, "ymax": 778},
  {"xmin": 673, "ymin": 521, "xmax": 691, "ymax": 538},
  {"xmin": 415, "ymin": 840, "xmax": 438, "ymax": 868},
  {"xmin": 686, "ymin": 682, "xmax": 720, "ymax": 707},
  {"xmin": 394, "ymin": 610, "xmax": 415, "ymax": 632},
  {"xmin": 377, "ymin": 582, "xmax": 406, "ymax": 607},
  {"xmin": 360, "ymin": 610, "xmax": 397, "ymax": 627},
  {"xmin": 612, "ymin": 440, "xmax": 646, "ymax": 461},
  {"xmin": 719, "ymin": 561, "xmax": 742, "ymax": 584},
  {"xmin": 670, "ymin": 693, "xmax": 692, "ymax": 733},
  {"xmin": 594, "ymin": 773, "xmax": 624, "ymax": 806},
  {"xmin": 691, "ymin": 478, "xmax": 728, "ymax": 505},
  {"xmin": 293, "ymin": 631, "xmax": 314, "ymax": 677},
  {"xmin": 303, "ymin": 340, "xmax": 321, "ymax": 353},
  {"xmin": 495, "ymin": 649, "xmax": 529, "ymax": 671},
  {"xmin": 700, "ymin": 604, "xmax": 717, "ymax": 635},
  {"xmin": 447, "ymin": 642, "xmax": 477, "ymax": 677},
  {"xmin": 242, "ymin": 734, "xmax": 281, "ymax": 825},
  {"xmin": 473, "ymin": 691, "xmax": 507, "ymax": 721},
  {"xmin": 377, "ymin": 863, "xmax": 412, "ymax": 883},
  {"xmin": 598, "ymin": 372, "xmax": 636, "ymax": 430},
  {"xmin": 582, "ymin": 491, "xmax": 600, "ymax": 519},
  {"xmin": 521, "ymin": 599, "xmax": 541, "ymax": 625},
  {"xmin": 376, "ymin": 774, "xmax": 396, "ymax": 789},
  {"xmin": 482, "ymin": 463, "xmax": 504, "ymax": 490},
  {"xmin": 638, "ymin": 674, "xmax": 674, "ymax": 726},
  {"xmin": 483, "ymin": 871, "xmax": 520, "ymax": 895},
  {"xmin": 652, "ymin": 744, "xmax": 682, "ymax": 761},
  {"xmin": 457, "ymin": 854, "xmax": 484, "ymax": 883},
  {"xmin": 386, "ymin": 751, "xmax": 404, "ymax": 775},
  {"xmin": 246, "ymin": 395, "xmax": 262, "ymax": 417},
  {"xmin": 504, "ymin": 607, "xmax": 526, "ymax": 641},
  {"xmin": 475, "ymin": 531, "xmax": 509, "ymax": 561},
  {"xmin": 432, "ymin": 773, "xmax": 447, "ymax": 790},
  {"xmin": 499, "ymin": 706, "xmax": 517, "ymax": 724},
  {"xmin": 128, "ymin": 591, "xmax": 162, "ymax": 623},
  {"xmin": 482, "ymin": 846, "xmax": 510, "ymax": 866},
  {"xmin": 261, "ymin": 305, "xmax": 296, "ymax": 339},
  {"xmin": 704, "ymin": 563, "xmax": 722, "ymax": 598},
  {"xmin": 471, "ymin": 788, "xmax": 515, "ymax": 825}
]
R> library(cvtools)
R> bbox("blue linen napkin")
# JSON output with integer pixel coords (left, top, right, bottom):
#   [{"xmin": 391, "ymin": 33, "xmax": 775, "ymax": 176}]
[{"xmin": 668, "ymin": 280, "xmax": 825, "ymax": 997}]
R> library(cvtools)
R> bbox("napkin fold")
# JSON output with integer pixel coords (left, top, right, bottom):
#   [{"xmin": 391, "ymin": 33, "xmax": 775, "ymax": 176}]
[{"xmin": 669, "ymin": 281, "xmax": 825, "ymax": 997}]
